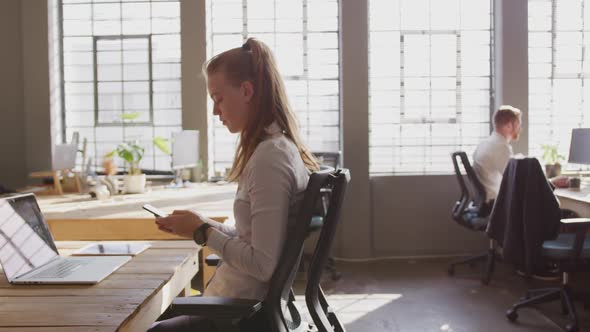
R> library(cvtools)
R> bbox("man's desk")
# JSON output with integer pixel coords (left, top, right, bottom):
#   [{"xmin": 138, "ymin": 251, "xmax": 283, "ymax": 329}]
[
  {"xmin": 555, "ymin": 187, "xmax": 590, "ymax": 217},
  {"xmin": 0, "ymin": 240, "xmax": 199, "ymax": 332}
]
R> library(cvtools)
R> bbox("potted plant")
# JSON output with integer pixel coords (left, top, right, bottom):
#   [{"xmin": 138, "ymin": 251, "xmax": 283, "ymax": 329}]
[
  {"xmin": 105, "ymin": 112, "xmax": 173, "ymax": 194},
  {"xmin": 541, "ymin": 144, "xmax": 565, "ymax": 178},
  {"xmin": 107, "ymin": 142, "xmax": 146, "ymax": 193}
]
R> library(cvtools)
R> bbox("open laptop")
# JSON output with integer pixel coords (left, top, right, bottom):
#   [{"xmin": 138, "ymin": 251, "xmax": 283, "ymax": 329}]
[{"xmin": 0, "ymin": 194, "xmax": 130, "ymax": 284}]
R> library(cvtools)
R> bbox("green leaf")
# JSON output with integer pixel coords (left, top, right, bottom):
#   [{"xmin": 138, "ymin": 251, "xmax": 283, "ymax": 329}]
[
  {"xmin": 121, "ymin": 112, "xmax": 141, "ymax": 121},
  {"xmin": 118, "ymin": 149, "xmax": 134, "ymax": 164},
  {"xmin": 540, "ymin": 143, "xmax": 562, "ymax": 164},
  {"xmin": 153, "ymin": 136, "xmax": 171, "ymax": 155}
]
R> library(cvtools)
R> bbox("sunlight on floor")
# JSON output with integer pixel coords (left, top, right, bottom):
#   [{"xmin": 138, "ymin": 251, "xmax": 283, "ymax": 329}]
[{"xmin": 295, "ymin": 293, "xmax": 402, "ymax": 325}]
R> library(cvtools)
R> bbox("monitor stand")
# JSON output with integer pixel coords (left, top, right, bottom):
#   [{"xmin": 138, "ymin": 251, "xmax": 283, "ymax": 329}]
[{"xmin": 166, "ymin": 169, "xmax": 186, "ymax": 188}]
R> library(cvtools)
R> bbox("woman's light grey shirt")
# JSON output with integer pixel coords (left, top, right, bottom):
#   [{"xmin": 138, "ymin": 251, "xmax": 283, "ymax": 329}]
[{"xmin": 204, "ymin": 123, "xmax": 309, "ymax": 300}]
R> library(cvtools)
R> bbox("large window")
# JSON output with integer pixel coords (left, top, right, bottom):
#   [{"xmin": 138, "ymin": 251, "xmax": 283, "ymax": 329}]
[
  {"xmin": 59, "ymin": 0, "xmax": 182, "ymax": 171},
  {"xmin": 528, "ymin": 0, "xmax": 590, "ymax": 161},
  {"xmin": 368, "ymin": 0, "xmax": 493, "ymax": 175},
  {"xmin": 206, "ymin": 0, "xmax": 340, "ymax": 175}
]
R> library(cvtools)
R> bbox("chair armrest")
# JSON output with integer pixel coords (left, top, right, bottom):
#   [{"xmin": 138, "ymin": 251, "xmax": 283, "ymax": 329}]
[
  {"xmin": 205, "ymin": 254, "xmax": 220, "ymax": 266},
  {"xmin": 169, "ymin": 296, "xmax": 262, "ymax": 321},
  {"xmin": 560, "ymin": 218, "xmax": 590, "ymax": 259},
  {"xmin": 560, "ymin": 218, "xmax": 590, "ymax": 229}
]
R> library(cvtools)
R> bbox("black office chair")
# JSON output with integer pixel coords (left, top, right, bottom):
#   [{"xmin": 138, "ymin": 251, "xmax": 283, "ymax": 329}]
[
  {"xmin": 312, "ymin": 152, "xmax": 341, "ymax": 170},
  {"xmin": 308, "ymin": 151, "xmax": 343, "ymax": 281},
  {"xmin": 161, "ymin": 168, "xmax": 341, "ymax": 332},
  {"xmin": 449, "ymin": 151, "xmax": 495, "ymax": 285},
  {"xmin": 506, "ymin": 218, "xmax": 590, "ymax": 332},
  {"xmin": 305, "ymin": 168, "xmax": 349, "ymax": 332}
]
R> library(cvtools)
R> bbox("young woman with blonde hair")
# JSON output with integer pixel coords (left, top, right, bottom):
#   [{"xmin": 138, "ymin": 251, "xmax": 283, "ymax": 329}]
[{"xmin": 149, "ymin": 38, "xmax": 318, "ymax": 331}]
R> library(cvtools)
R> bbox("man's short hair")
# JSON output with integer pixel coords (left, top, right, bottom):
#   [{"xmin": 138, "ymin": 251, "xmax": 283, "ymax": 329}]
[{"xmin": 493, "ymin": 105, "xmax": 521, "ymax": 128}]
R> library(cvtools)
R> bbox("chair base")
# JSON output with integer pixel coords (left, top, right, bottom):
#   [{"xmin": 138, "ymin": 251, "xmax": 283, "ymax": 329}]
[
  {"xmin": 506, "ymin": 285, "xmax": 579, "ymax": 332},
  {"xmin": 448, "ymin": 247, "xmax": 495, "ymax": 285}
]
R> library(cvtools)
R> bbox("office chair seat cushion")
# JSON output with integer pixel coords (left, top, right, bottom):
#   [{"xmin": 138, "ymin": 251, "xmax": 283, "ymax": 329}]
[
  {"xmin": 542, "ymin": 233, "xmax": 590, "ymax": 260},
  {"xmin": 308, "ymin": 215, "xmax": 324, "ymax": 232},
  {"xmin": 462, "ymin": 212, "xmax": 488, "ymax": 231}
]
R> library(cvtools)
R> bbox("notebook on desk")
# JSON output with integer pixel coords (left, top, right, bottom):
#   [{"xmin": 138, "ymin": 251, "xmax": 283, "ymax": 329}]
[
  {"xmin": 0, "ymin": 194, "xmax": 130, "ymax": 284},
  {"xmin": 73, "ymin": 242, "xmax": 150, "ymax": 256}
]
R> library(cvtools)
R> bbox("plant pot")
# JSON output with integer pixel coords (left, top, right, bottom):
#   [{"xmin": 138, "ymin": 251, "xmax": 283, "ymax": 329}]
[
  {"xmin": 123, "ymin": 174, "xmax": 146, "ymax": 194},
  {"xmin": 545, "ymin": 163, "xmax": 562, "ymax": 178}
]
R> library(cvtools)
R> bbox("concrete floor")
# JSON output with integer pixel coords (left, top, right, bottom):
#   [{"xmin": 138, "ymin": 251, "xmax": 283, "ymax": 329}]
[{"xmin": 293, "ymin": 258, "xmax": 590, "ymax": 332}]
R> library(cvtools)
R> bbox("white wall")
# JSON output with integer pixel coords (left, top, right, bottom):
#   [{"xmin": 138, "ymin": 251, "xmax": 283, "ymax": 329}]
[
  {"xmin": 21, "ymin": 0, "xmax": 53, "ymax": 175},
  {"xmin": 0, "ymin": 1, "xmax": 54, "ymax": 189},
  {"xmin": 0, "ymin": 0, "xmax": 26, "ymax": 190}
]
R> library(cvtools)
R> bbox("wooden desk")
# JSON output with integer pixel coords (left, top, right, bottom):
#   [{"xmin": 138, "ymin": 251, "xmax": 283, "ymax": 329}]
[
  {"xmin": 37, "ymin": 183, "xmax": 236, "ymax": 239},
  {"xmin": 36, "ymin": 183, "xmax": 236, "ymax": 288},
  {"xmin": 0, "ymin": 240, "xmax": 200, "ymax": 332},
  {"xmin": 555, "ymin": 187, "xmax": 590, "ymax": 217}
]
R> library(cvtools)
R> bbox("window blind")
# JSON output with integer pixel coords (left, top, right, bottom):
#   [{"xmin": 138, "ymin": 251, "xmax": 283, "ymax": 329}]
[
  {"xmin": 528, "ymin": 0, "xmax": 590, "ymax": 162},
  {"xmin": 206, "ymin": 0, "xmax": 340, "ymax": 176},
  {"xmin": 59, "ymin": 0, "xmax": 182, "ymax": 171},
  {"xmin": 369, "ymin": 0, "xmax": 493, "ymax": 175}
]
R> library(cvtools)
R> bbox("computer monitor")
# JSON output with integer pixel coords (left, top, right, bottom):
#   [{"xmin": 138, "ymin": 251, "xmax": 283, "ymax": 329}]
[
  {"xmin": 568, "ymin": 128, "xmax": 590, "ymax": 165},
  {"xmin": 170, "ymin": 130, "xmax": 199, "ymax": 186},
  {"xmin": 172, "ymin": 130, "xmax": 200, "ymax": 170},
  {"xmin": 52, "ymin": 143, "xmax": 78, "ymax": 171}
]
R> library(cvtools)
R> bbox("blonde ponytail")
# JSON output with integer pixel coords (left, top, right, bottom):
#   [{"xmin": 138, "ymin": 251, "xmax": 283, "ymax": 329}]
[{"xmin": 205, "ymin": 38, "xmax": 319, "ymax": 181}]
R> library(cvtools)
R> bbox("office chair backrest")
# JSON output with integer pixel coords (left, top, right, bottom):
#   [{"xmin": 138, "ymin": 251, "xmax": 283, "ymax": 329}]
[
  {"xmin": 312, "ymin": 151, "xmax": 342, "ymax": 169},
  {"xmin": 305, "ymin": 168, "xmax": 350, "ymax": 332},
  {"xmin": 451, "ymin": 152, "xmax": 488, "ymax": 222},
  {"xmin": 263, "ymin": 167, "xmax": 339, "ymax": 332}
]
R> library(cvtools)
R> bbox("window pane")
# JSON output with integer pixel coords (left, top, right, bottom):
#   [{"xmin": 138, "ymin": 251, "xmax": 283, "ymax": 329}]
[
  {"xmin": 369, "ymin": 0, "xmax": 493, "ymax": 175},
  {"xmin": 528, "ymin": 0, "xmax": 590, "ymax": 168},
  {"xmin": 61, "ymin": 0, "xmax": 181, "ymax": 171},
  {"xmin": 206, "ymin": 0, "xmax": 341, "ymax": 176}
]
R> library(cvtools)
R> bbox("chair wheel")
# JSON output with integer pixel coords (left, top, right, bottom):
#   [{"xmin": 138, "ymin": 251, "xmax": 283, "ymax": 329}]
[
  {"xmin": 506, "ymin": 309, "xmax": 518, "ymax": 322},
  {"xmin": 565, "ymin": 323, "xmax": 578, "ymax": 332},
  {"xmin": 448, "ymin": 266, "xmax": 455, "ymax": 276}
]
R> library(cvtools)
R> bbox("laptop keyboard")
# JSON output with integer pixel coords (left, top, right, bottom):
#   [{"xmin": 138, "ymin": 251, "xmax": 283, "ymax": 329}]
[{"xmin": 28, "ymin": 259, "xmax": 89, "ymax": 279}]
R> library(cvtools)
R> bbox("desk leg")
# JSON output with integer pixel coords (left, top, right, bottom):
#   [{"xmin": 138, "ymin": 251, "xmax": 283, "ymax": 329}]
[
  {"xmin": 202, "ymin": 246, "xmax": 216, "ymax": 290},
  {"xmin": 53, "ymin": 171, "xmax": 63, "ymax": 195},
  {"xmin": 178, "ymin": 282, "xmax": 192, "ymax": 297}
]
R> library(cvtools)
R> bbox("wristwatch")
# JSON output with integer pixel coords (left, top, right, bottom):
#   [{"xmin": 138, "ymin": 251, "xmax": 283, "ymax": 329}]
[{"xmin": 193, "ymin": 223, "xmax": 212, "ymax": 245}]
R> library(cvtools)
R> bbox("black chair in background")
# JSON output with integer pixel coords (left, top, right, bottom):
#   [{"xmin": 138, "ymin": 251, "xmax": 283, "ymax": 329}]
[
  {"xmin": 161, "ymin": 168, "xmax": 342, "ymax": 332},
  {"xmin": 506, "ymin": 218, "xmax": 590, "ymax": 332},
  {"xmin": 449, "ymin": 151, "xmax": 495, "ymax": 285},
  {"xmin": 312, "ymin": 152, "xmax": 341, "ymax": 170},
  {"xmin": 308, "ymin": 151, "xmax": 343, "ymax": 281},
  {"xmin": 305, "ymin": 168, "xmax": 349, "ymax": 332}
]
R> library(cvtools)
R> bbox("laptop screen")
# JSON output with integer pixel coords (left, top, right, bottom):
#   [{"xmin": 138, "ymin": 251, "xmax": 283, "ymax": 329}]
[{"xmin": 0, "ymin": 195, "xmax": 59, "ymax": 281}]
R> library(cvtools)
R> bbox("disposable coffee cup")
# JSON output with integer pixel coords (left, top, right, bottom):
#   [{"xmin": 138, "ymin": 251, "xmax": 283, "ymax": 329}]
[{"xmin": 569, "ymin": 177, "xmax": 581, "ymax": 190}]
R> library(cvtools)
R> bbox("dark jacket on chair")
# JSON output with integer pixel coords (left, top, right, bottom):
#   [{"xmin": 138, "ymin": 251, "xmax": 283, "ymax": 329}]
[{"xmin": 486, "ymin": 158, "xmax": 561, "ymax": 276}]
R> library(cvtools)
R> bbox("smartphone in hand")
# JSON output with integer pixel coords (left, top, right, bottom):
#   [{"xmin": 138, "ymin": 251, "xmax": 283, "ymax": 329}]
[{"xmin": 142, "ymin": 204, "xmax": 168, "ymax": 218}]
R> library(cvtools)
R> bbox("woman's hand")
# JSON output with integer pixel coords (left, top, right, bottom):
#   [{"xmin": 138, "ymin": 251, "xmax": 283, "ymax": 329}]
[{"xmin": 155, "ymin": 210, "xmax": 205, "ymax": 239}]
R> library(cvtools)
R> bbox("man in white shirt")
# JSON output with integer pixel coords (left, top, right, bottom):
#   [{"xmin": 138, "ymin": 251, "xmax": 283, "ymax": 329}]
[{"xmin": 473, "ymin": 105, "xmax": 522, "ymax": 202}]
